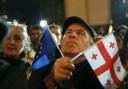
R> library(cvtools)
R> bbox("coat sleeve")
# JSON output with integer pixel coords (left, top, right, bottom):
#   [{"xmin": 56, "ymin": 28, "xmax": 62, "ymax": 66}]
[{"xmin": 28, "ymin": 60, "xmax": 55, "ymax": 89}]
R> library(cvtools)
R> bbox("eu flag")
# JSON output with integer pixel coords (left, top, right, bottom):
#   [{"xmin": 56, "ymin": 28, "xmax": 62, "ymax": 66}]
[{"xmin": 31, "ymin": 27, "xmax": 62, "ymax": 71}]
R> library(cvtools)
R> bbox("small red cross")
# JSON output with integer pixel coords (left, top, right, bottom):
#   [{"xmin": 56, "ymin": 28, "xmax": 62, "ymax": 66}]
[
  {"xmin": 106, "ymin": 79, "xmax": 111, "ymax": 86},
  {"xmin": 117, "ymin": 66, "xmax": 121, "ymax": 72},
  {"xmin": 109, "ymin": 42, "xmax": 115, "ymax": 48},
  {"xmin": 91, "ymin": 53, "xmax": 97, "ymax": 60}
]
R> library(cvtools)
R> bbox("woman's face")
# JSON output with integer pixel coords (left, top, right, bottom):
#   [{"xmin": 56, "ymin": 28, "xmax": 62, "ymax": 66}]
[{"xmin": 1, "ymin": 27, "xmax": 25, "ymax": 59}]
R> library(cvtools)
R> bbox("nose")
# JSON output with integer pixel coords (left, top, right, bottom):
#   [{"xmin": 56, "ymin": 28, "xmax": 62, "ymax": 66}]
[
  {"xmin": 9, "ymin": 37, "xmax": 15, "ymax": 44},
  {"xmin": 34, "ymin": 34, "xmax": 39, "ymax": 38},
  {"xmin": 69, "ymin": 31, "xmax": 78, "ymax": 38}
]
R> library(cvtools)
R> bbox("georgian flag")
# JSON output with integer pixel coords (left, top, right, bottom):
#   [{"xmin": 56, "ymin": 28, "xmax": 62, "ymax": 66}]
[{"xmin": 84, "ymin": 34, "xmax": 127, "ymax": 89}]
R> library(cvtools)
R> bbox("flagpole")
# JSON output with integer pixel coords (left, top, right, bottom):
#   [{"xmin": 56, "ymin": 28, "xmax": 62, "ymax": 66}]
[{"xmin": 71, "ymin": 51, "xmax": 84, "ymax": 62}]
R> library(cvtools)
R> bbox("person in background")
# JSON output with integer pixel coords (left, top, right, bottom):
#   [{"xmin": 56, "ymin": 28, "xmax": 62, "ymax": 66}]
[
  {"xmin": 26, "ymin": 25, "xmax": 43, "ymax": 67},
  {"xmin": 114, "ymin": 25, "xmax": 124, "ymax": 50},
  {"xmin": 114, "ymin": 25, "xmax": 128, "ymax": 67},
  {"xmin": 114, "ymin": 25, "xmax": 128, "ymax": 51},
  {"xmin": 119, "ymin": 30, "xmax": 128, "ymax": 72},
  {"xmin": 113, "ymin": 25, "xmax": 128, "ymax": 89},
  {"xmin": 115, "ymin": 34, "xmax": 123, "ymax": 51},
  {"xmin": 0, "ymin": 25, "xmax": 29, "ymax": 89},
  {"xmin": 116, "ymin": 25, "xmax": 128, "ymax": 40},
  {"xmin": 123, "ymin": 30, "xmax": 128, "ymax": 49},
  {"xmin": 94, "ymin": 34, "xmax": 103, "ymax": 42},
  {"xmin": 49, "ymin": 24, "xmax": 61, "ymax": 45},
  {"xmin": 117, "ymin": 30, "xmax": 128, "ymax": 89},
  {"xmin": 29, "ymin": 25, "xmax": 43, "ymax": 51},
  {"xmin": 28, "ymin": 16, "xmax": 104, "ymax": 89}
]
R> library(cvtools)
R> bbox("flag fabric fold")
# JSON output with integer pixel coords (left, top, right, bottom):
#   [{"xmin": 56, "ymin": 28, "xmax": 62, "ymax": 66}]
[
  {"xmin": 83, "ymin": 34, "xmax": 127, "ymax": 89},
  {"xmin": 31, "ymin": 27, "xmax": 61, "ymax": 71}
]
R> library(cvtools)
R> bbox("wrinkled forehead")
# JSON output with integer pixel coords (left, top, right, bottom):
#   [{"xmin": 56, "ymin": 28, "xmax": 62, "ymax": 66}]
[{"xmin": 66, "ymin": 23, "xmax": 91, "ymax": 35}]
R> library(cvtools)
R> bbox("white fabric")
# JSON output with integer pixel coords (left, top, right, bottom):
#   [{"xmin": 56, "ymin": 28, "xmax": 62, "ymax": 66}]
[{"xmin": 84, "ymin": 34, "xmax": 127, "ymax": 89}]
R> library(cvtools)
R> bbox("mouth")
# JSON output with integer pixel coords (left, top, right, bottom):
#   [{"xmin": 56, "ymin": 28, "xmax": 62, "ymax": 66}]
[
  {"xmin": 33, "ymin": 40, "xmax": 40, "ymax": 44},
  {"xmin": 6, "ymin": 45, "xmax": 16, "ymax": 51},
  {"xmin": 66, "ymin": 41, "xmax": 78, "ymax": 47}
]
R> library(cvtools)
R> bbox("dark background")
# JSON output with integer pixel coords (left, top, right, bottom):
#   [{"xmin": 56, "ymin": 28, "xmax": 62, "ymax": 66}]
[
  {"xmin": 0, "ymin": 0, "xmax": 128, "ymax": 29},
  {"xmin": 0, "ymin": 0, "xmax": 64, "ymax": 26}
]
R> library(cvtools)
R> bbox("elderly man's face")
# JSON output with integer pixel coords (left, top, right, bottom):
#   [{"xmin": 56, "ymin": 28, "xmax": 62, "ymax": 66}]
[{"xmin": 61, "ymin": 23, "xmax": 93, "ymax": 56}]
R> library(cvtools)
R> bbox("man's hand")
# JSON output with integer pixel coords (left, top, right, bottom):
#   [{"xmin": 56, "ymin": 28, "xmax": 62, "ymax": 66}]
[
  {"xmin": 44, "ymin": 57, "xmax": 75, "ymax": 89},
  {"xmin": 53, "ymin": 57, "xmax": 75, "ymax": 81}
]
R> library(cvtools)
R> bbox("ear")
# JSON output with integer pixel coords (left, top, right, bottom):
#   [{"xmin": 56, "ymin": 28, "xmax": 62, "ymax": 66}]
[
  {"xmin": 61, "ymin": 38, "xmax": 64, "ymax": 46},
  {"xmin": 89, "ymin": 37, "xmax": 93, "ymax": 45},
  {"xmin": 61, "ymin": 36, "xmax": 65, "ymax": 45}
]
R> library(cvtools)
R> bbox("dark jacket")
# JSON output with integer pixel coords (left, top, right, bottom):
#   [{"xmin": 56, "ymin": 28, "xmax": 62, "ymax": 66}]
[
  {"xmin": 28, "ymin": 60, "xmax": 104, "ymax": 89},
  {"xmin": 0, "ymin": 56, "xmax": 28, "ymax": 89}
]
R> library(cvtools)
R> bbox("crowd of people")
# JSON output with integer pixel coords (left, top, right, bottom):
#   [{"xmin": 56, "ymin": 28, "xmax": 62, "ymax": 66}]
[{"xmin": 0, "ymin": 16, "xmax": 128, "ymax": 89}]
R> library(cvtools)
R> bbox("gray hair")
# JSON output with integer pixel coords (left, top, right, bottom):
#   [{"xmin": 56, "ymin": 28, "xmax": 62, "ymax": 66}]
[
  {"xmin": 8, "ymin": 24, "xmax": 31, "ymax": 50},
  {"xmin": 9, "ymin": 24, "xmax": 28, "ymax": 41}
]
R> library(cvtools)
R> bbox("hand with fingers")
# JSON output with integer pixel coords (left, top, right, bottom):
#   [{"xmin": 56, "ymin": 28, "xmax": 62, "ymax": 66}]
[
  {"xmin": 44, "ymin": 57, "xmax": 75, "ymax": 89},
  {"xmin": 53, "ymin": 57, "xmax": 75, "ymax": 81}
]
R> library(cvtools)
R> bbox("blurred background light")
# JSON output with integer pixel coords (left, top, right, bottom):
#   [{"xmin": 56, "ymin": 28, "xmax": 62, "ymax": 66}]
[{"xmin": 40, "ymin": 20, "xmax": 47, "ymax": 28}]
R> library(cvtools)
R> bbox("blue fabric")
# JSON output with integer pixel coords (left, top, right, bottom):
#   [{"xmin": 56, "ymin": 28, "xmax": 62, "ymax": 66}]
[{"xmin": 31, "ymin": 27, "xmax": 57, "ymax": 71}]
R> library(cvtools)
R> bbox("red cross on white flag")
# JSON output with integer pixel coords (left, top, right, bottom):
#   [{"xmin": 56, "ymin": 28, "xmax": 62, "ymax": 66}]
[{"xmin": 84, "ymin": 34, "xmax": 127, "ymax": 89}]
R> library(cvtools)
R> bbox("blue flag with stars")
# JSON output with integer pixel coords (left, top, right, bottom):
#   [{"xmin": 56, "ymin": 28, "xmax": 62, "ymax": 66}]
[{"xmin": 31, "ymin": 27, "xmax": 62, "ymax": 71}]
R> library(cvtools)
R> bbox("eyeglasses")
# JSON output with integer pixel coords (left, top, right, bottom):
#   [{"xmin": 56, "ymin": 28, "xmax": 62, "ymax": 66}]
[{"xmin": 65, "ymin": 30, "xmax": 86, "ymax": 37}]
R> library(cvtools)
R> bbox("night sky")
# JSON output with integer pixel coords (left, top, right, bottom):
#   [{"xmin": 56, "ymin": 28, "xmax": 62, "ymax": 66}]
[{"xmin": 0, "ymin": 0, "xmax": 64, "ymax": 25}]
